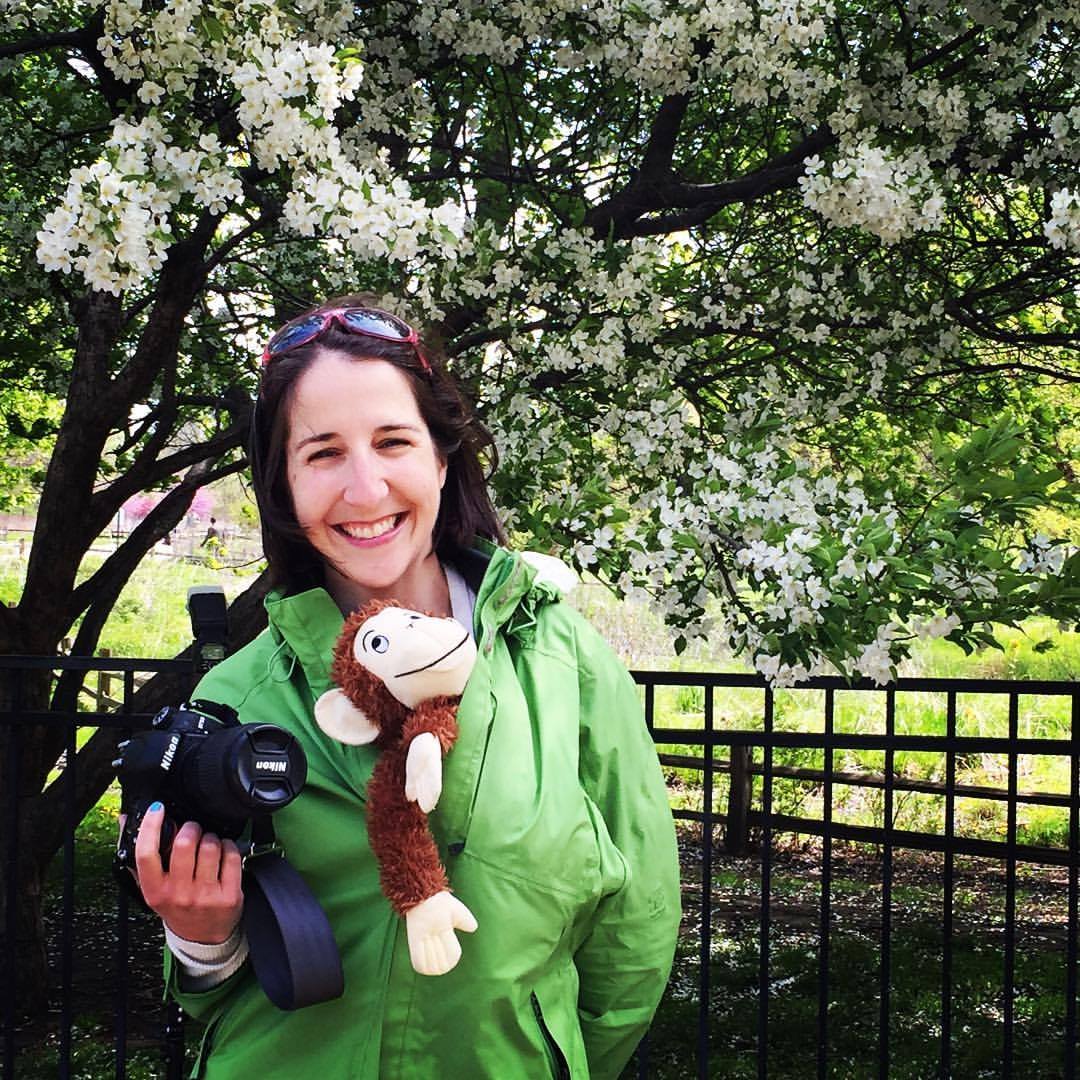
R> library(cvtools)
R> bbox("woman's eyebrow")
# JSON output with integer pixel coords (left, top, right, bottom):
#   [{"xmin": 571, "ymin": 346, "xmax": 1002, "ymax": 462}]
[
  {"xmin": 293, "ymin": 423, "xmax": 423, "ymax": 451},
  {"xmin": 294, "ymin": 431, "xmax": 337, "ymax": 450},
  {"xmin": 376, "ymin": 423, "xmax": 423, "ymax": 434}
]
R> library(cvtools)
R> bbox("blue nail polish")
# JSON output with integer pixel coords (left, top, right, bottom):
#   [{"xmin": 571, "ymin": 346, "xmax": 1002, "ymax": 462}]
[{"xmin": 149, "ymin": 801, "xmax": 164, "ymax": 812}]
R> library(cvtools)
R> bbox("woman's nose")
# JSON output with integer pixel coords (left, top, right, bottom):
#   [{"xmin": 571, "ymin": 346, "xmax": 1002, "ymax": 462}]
[{"xmin": 342, "ymin": 455, "xmax": 389, "ymax": 507}]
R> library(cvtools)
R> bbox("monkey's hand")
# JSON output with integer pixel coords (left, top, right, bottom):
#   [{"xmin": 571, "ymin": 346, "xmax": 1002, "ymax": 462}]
[
  {"xmin": 405, "ymin": 891, "xmax": 478, "ymax": 975},
  {"xmin": 404, "ymin": 732, "xmax": 442, "ymax": 812}
]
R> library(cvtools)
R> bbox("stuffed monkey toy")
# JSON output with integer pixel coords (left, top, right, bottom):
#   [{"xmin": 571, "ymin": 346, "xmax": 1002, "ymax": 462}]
[{"xmin": 313, "ymin": 599, "xmax": 478, "ymax": 976}]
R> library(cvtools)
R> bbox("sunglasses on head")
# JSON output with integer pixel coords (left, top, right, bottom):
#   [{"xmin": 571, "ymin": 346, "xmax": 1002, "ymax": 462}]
[{"xmin": 261, "ymin": 306, "xmax": 431, "ymax": 372}]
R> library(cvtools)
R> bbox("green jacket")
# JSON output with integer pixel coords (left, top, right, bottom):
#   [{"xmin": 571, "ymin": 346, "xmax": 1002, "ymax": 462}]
[{"xmin": 169, "ymin": 544, "xmax": 680, "ymax": 1079}]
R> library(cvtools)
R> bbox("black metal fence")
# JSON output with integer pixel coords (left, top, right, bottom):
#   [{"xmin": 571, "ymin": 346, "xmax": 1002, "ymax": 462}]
[
  {"xmin": 1, "ymin": 655, "xmax": 195, "ymax": 1080},
  {"xmin": 3, "ymin": 658, "xmax": 1078, "ymax": 1078},
  {"xmin": 634, "ymin": 671, "xmax": 1080, "ymax": 1080}
]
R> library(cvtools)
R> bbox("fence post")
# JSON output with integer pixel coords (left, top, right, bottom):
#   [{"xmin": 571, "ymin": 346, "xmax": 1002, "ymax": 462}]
[
  {"xmin": 96, "ymin": 648, "xmax": 112, "ymax": 711},
  {"xmin": 727, "ymin": 745, "xmax": 753, "ymax": 854}
]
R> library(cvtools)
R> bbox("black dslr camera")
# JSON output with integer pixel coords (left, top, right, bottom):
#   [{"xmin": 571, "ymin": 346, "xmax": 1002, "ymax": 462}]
[{"xmin": 114, "ymin": 699, "xmax": 307, "ymax": 874}]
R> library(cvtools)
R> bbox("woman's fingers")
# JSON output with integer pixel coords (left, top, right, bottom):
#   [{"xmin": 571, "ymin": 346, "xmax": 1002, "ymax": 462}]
[
  {"xmin": 194, "ymin": 832, "xmax": 223, "ymax": 885},
  {"xmin": 130, "ymin": 808, "xmax": 244, "ymax": 943},
  {"xmin": 133, "ymin": 802, "xmax": 168, "ymax": 897},
  {"xmin": 219, "ymin": 839, "xmax": 243, "ymax": 899},
  {"xmin": 168, "ymin": 820, "xmax": 204, "ymax": 879}
]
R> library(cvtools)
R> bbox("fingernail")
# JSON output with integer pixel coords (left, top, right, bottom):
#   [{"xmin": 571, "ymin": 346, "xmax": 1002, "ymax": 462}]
[{"xmin": 149, "ymin": 801, "xmax": 164, "ymax": 812}]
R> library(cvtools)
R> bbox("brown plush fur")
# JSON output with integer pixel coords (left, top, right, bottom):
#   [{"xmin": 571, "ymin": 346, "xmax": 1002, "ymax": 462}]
[{"xmin": 330, "ymin": 599, "xmax": 462, "ymax": 914}]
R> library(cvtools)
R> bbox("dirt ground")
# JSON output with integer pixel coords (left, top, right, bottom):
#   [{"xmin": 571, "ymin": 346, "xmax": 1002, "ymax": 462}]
[{"xmin": 674, "ymin": 827, "xmax": 1075, "ymax": 943}]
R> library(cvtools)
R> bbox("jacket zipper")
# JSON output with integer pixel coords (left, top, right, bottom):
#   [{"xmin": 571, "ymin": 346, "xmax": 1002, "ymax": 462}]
[{"xmin": 531, "ymin": 991, "xmax": 571, "ymax": 1079}]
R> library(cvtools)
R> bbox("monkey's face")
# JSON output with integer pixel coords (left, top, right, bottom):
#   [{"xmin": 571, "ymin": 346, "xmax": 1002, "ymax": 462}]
[{"xmin": 352, "ymin": 607, "xmax": 477, "ymax": 708}]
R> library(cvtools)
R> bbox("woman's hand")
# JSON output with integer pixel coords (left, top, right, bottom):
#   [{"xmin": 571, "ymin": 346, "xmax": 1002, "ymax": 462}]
[{"xmin": 133, "ymin": 803, "xmax": 244, "ymax": 944}]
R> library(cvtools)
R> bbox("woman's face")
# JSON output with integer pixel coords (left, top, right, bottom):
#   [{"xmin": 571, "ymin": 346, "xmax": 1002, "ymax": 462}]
[{"xmin": 285, "ymin": 350, "xmax": 448, "ymax": 612}]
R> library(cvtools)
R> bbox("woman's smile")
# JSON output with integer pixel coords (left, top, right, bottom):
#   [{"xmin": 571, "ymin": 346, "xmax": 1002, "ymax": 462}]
[{"xmin": 335, "ymin": 513, "xmax": 406, "ymax": 543}]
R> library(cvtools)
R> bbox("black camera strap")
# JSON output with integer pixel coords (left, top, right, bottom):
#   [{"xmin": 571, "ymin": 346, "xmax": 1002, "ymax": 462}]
[{"xmin": 242, "ymin": 816, "xmax": 344, "ymax": 1011}]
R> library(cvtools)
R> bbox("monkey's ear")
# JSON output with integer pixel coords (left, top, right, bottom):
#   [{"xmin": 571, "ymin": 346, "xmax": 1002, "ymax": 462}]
[{"xmin": 314, "ymin": 688, "xmax": 380, "ymax": 745}]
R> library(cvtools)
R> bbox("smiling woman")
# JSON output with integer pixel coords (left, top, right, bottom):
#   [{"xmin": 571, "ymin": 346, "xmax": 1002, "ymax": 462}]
[
  {"xmin": 128, "ymin": 293, "xmax": 681, "ymax": 1080},
  {"xmin": 251, "ymin": 296, "xmax": 503, "ymax": 600},
  {"xmin": 284, "ymin": 352, "xmax": 449, "ymax": 615}
]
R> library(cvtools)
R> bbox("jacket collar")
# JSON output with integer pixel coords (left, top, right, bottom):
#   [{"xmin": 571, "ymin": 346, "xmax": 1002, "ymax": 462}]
[{"xmin": 263, "ymin": 586, "xmax": 343, "ymax": 692}]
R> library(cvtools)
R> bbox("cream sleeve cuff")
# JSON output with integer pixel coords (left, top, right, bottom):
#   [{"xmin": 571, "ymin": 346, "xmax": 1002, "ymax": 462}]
[{"xmin": 165, "ymin": 923, "xmax": 249, "ymax": 992}]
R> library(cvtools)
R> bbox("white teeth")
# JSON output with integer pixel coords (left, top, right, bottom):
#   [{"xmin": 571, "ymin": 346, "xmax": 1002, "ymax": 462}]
[{"xmin": 339, "ymin": 514, "xmax": 399, "ymax": 540}]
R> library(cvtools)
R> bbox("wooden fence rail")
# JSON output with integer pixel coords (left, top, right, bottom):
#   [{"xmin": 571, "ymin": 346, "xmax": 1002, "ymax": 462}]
[
  {"xmin": 658, "ymin": 747, "xmax": 1074, "ymax": 858},
  {"xmin": 56, "ymin": 644, "xmax": 151, "ymax": 712}
]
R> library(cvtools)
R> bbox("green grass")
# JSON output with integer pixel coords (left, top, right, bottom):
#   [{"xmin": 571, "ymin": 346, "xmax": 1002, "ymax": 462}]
[
  {"xmin": 573, "ymin": 575, "xmax": 1078, "ymax": 845},
  {"xmin": 88, "ymin": 552, "xmax": 260, "ymax": 659},
  {"xmin": 905, "ymin": 617, "xmax": 1080, "ymax": 682},
  {"xmin": 0, "ymin": 538, "xmax": 261, "ymax": 659},
  {"xmin": 637, "ymin": 630, "xmax": 1077, "ymax": 849}
]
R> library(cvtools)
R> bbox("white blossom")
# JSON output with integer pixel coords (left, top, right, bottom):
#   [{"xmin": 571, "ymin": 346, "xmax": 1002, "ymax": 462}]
[
  {"xmin": 1044, "ymin": 189, "xmax": 1080, "ymax": 251},
  {"xmin": 800, "ymin": 142, "xmax": 946, "ymax": 243}
]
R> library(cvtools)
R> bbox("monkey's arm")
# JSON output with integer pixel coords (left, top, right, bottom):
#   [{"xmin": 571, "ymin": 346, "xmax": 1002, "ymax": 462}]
[
  {"xmin": 401, "ymin": 698, "xmax": 460, "ymax": 751},
  {"xmin": 402, "ymin": 699, "xmax": 459, "ymax": 813}
]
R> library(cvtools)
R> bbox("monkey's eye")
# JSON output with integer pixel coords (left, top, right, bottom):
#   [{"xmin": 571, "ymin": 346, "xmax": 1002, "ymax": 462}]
[{"xmin": 369, "ymin": 635, "xmax": 389, "ymax": 654}]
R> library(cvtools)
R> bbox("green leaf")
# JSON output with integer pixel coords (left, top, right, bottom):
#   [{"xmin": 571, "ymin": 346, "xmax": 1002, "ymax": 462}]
[{"xmin": 197, "ymin": 14, "xmax": 228, "ymax": 42}]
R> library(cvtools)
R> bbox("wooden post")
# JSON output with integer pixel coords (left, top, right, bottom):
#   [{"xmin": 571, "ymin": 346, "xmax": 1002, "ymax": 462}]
[
  {"xmin": 96, "ymin": 647, "xmax": 112, "ymax": 710},
  {"xmin": 726, "ymin": 745, "xmax": 753, "ymax": 854}
]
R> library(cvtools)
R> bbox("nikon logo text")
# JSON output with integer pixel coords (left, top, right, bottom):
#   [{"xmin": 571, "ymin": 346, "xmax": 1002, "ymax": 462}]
[
  {"xmin": 161, "ymin": 734, "xmax": 180, "ymax": 770},
  {"xmin": 255, "ymin": 760, "xmax": 287, "ymax": 772}
]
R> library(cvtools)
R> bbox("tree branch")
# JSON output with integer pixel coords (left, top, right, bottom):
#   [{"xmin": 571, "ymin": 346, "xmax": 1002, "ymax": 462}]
[
  {"xmin": 943, "ymin": 302, "xmax": 1080, "ymax": 350},
  {"xmin": 202, "ymin": 206, "xmax": 282, "ymax": 277},
  {"xmin": 107, "ymin": 210, "xmax": 223, "ymax": 415},
  {"xmin": 586, "ymin": 127, "xmax": 834, "ymax": 238},
  {"xmin": 21, "ymin": 289, "xmax": 125, "ymax": 637},
  {"xmin": 638, "ymin": 93, "xmax": 691, "ymax": 180},
  {"xmin": 909, "ymin": 358, "xmax": 1080, "ymax": 385},
  {"xmin": 0, "ymin": 29, "xmax": 85, "ymax": 59},
  {"xmin": 66, "ymin": 457, "xmax": 247, "ymax": 637},
  {"xmin": 84, "ymin": 419, "xmax": 248, "ymax": 552}
]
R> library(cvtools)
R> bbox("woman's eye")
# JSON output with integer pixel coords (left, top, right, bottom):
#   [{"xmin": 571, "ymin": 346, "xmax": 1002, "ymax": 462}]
[
  {"xmin": 379, "ymin": 438, "xmax": 410, "ymax": 450},
  {"xmin": 308, "ymin": 447, "xmax": 340, "ymax": 462}
]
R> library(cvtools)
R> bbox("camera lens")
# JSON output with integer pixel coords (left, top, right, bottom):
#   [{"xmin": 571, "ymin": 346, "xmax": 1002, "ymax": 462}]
[{"xmin": 183, "ymin": 724, "xmax": 308, "ymax": 822}]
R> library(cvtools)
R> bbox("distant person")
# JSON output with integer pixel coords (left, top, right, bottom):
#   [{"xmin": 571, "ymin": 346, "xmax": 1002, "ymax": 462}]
[{"xmin": 200, "ymin": 518, "xmax": 219, "ymax": 548}]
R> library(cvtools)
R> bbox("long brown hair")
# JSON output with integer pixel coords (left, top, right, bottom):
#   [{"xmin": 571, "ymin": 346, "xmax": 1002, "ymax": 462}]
[{"xmin": 250, "ymin": 294, "xmax": 504, "ymax": 595}]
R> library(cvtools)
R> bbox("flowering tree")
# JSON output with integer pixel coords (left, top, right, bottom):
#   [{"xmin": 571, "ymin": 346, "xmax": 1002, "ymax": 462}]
[
  {"xmin": 1, "ymin": 0, "xmax": 1078, "ymax": 1010},
  {"xmin": 188, "ymin": 486, "xmax": 214, "ymax": 519},
  {"xmin": 120, "ymin": 491, "xmax": 159, "ymax": 519}
]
